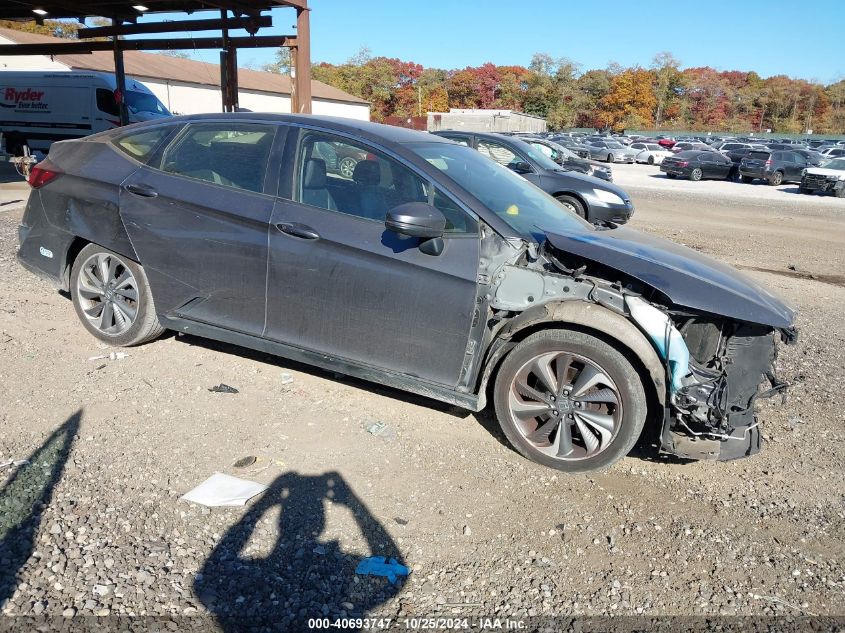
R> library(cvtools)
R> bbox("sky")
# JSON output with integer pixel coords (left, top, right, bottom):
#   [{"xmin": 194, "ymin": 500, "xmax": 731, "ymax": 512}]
[{"xmin": 131, "ymin": 0, "xmax": 844, "ymax": 84}]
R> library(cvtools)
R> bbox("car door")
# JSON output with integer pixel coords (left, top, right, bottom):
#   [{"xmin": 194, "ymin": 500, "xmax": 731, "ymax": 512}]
[
  {"xmin": 264, "ymin": 127, "xmax": 480, "ymax": 388},
  {"xmin": 119, "ymin": 121, "xmax": 280, "ymax": 336},
  {"xmin": 709, "ymin": 153, "xmax": 731, "ymax": 178}
]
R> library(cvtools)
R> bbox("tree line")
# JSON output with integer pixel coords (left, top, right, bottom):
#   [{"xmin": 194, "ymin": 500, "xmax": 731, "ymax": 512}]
[{"xmin": 306, "ymin": 49, "xmax": 845, "ymax": 134}]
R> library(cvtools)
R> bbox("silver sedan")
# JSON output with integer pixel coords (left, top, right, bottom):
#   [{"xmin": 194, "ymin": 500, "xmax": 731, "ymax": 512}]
[{"xmin": 585, "ymin": 140, "xmax": 637, "ymax": 163}]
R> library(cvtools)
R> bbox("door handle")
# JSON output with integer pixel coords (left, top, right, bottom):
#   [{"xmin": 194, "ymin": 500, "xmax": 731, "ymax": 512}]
[
  {"xmin": 123, "ymin": 183, "xmax": 158, "ymax": 198},
  {"xmin": 275, "ymin": 222, "xmax": 320, "ymax": 240}
]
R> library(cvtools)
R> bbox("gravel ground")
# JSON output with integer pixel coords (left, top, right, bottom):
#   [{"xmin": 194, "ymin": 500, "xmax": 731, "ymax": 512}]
[{"xmin": 0, "ymin": 169, "xmax": 843, "ymax": 629}]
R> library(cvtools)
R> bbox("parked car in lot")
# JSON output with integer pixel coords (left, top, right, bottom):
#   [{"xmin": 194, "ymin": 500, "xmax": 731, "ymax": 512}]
[
  {"xmin": 548, "ymin": 136, "xmax": 591, "ymax": 158},
  {"xmin": 739, "ymin": 150, "xmax": 813, "ymax": 185},
  {"xmin": 16, "ymin": 113, "xmax": 796, "ymax": 472},
  {"xmin": 671, "ymin": 141, "xmax": 715, "ymax": 154},
  {"xmin": 628, "ymin": 142, "xmax": 672, "ymax": 165},
  {"xmin": 820, "ymin": 147, "xmax": 845, "ymax": 160},
  {"xmin": 522, "ymin": 138, "xmax": 613, "ymax": 182},
  {"xmin": 660, "ymin": 150, "xmax": 736, "ymax": 181},
  {"xmin": 799, "ymin": 157, "xmax": 845, "ymax": 197},
  {"xmin": 433, "ymin": 130, "xmax": 632, "ymax": 223},
  {"xmin": 655, "ymin": 136, "xmax": 676, "ymax": 149},
  {"xmin": 585, "ymin": 139, "xmax": 637, "ymax": 163},
  {"xmin": 789, "ymin": 148, "xmax": 824, "ymax": 166}
]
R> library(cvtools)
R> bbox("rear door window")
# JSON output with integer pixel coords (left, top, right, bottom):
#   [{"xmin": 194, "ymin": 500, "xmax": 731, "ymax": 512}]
[
  {"xmin": 114, "ymin": 126, "xmax": 175, "ymax": 163},
  {"xmin": 158, "ymin": 123, "xmax": 275, "ymax": 193}
]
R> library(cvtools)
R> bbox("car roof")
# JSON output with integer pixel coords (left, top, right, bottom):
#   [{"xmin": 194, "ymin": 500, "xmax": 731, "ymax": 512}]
[{"xmin": 118, "ymin": 112, "xmax": 453, "ymax": 146}]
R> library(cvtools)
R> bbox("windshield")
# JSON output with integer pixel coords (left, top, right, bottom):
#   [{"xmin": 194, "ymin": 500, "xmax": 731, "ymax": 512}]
[
  {"xmin": 408, "ymin": 142, "xmax": 592, "ymax": 241},
  {"xmin": 820, "ymin": 158, "xmax": 845, "ymax": 170},
  {"xmin": 518, "ymin": 141, "xmax": 563, "ymax": 171},
  {"xmin": 125, "ymin": 90, "xmax": 170, "ymax": 116},
  {"xmin": 605, "ymin": 141, "xmax": 623, "ymax": 149}
]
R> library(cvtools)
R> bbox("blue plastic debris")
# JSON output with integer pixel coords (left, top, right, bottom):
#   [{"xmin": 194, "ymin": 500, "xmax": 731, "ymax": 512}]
[{"xmin": 355, "ymin": 556, "xmax": 409, "ymax": 584}]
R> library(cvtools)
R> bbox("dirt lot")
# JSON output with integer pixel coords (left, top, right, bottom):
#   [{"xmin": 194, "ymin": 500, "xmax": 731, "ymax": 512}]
[{"xmin": 0, "ymin": 164, "xmax": 844, "ymax": 627}]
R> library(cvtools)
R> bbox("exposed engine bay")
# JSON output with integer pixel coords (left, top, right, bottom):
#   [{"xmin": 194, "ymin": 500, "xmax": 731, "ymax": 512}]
[{"xmin": 481, "ymin": 232, "xmax": 797, "ymax": 462}]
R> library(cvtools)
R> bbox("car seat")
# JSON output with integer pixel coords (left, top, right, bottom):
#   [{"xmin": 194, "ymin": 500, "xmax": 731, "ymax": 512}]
[
  {"xmin": 301, "ymin": 158, "xmax": 337, "ymax": 210},
  {"xmin": 352, "ymin": 160, "xmax": 387, "ymax": 220}
]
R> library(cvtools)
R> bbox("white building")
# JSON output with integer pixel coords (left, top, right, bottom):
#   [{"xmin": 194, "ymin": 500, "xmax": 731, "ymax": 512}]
[
  {"xmin": 0, "ymin": 27, "xmax": 370, "ymax": 120},
  {"xmin": 428, "ymin": 108, "xmax": 546, "ymax": 133}
]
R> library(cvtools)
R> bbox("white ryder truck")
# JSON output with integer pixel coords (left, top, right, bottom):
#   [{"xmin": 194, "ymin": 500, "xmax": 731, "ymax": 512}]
[{"xmin": 0, "ymin": 70, "xmax": 170, "ymax": 155}]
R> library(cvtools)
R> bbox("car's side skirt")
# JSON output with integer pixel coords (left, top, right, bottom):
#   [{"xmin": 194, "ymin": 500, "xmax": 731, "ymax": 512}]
[{"xmin": 160, "ymin": 315, "xmax": 483, "ymax": 412}]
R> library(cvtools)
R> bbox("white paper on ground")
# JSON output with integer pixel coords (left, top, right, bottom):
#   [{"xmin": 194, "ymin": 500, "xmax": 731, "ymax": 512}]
[{"xmin": 181, "ymin": 472, "xmax": 268, "ymax": 507}]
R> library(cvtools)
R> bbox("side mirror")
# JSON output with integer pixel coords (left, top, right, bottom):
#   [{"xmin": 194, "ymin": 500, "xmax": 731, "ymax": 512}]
[
  {"xmin": 385, "ymin": 202, "xmax": 446, "ymax": 239},
  {"xmin": 509, "ymin": 161, "xmax": 533, "ymax": 174}
]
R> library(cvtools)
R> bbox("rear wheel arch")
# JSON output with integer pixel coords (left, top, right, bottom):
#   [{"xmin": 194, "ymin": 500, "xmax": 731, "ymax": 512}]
[
  {"xmin": 62, "ymin": 236, "xmax": 140, "ymax": 290},
  {"xmin": 476, "ymin": 301, "xmax": 667, "ymax": 414}
]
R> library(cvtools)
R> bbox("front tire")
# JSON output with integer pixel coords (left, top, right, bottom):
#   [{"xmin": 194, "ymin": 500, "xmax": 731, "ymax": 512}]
[
  {"xmin": 606, "ymin": 154, "xmax": 615, "ymax": 163},
  {"xmin": 493, "ymin": 329, "xmax": 647, "ymax": 473},
  {"xmin": 647, "ymin": 155, "xmax": 655, "ymax": 165},
  {"xmin": 70, "ymin": 244, "xmax": 164, "ymax": 347},
  {"xmin": 555, "ymin": 194, "xmax": 586, "ymax": 219}
]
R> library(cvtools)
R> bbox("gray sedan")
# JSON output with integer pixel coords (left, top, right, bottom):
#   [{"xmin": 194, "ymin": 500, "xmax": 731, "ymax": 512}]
[{"xmin": 585, "ymin": 140, "xmax": 637, "ymax": 163}]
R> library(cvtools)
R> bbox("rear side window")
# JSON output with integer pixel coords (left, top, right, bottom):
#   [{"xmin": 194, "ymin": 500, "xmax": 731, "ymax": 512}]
[
  {"xmin": 748, "ymin": 151, "xmax": 770, "ymax": 160},
  {"xmin": 114, "ymin": 127, "xmax": 173, "ymax": 163},
  {"xmin": 159, "ymin": 123, "xmax": 275, "ymax": 193}
]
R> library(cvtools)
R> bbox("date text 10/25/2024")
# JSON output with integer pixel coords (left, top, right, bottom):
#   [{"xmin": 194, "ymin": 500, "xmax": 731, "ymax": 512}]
[{"xmin": 307, "ymin": 618, "xmax": 526, "ymax": 630}]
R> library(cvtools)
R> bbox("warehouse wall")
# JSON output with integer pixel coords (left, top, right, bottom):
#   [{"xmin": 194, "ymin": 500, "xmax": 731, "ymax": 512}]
[{"xmin": 131, "ymin": 77, "xmax": 369, "ymax": 120}]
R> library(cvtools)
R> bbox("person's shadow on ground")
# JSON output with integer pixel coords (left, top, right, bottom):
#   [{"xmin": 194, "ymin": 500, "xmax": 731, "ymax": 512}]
[
  {"xmin": 195, "ymin": 471, "xmax": 406, "ymax": 632},
  {"xmin": 0, "ymin": 410, "xmax": 80, "ymax": 608}
]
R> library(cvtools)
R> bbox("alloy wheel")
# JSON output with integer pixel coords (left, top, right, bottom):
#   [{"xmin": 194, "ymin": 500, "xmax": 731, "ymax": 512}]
[
  {"xmin": 75, "ymin": 252, "xmax": 139, "ymax": 336},
  {"xmin": 507, "ymin": 352, "xmax": 622, "ymax": 461},
  {"xmin": 338, "ymin": 157, "xmax": 358, "ymax": 179}
]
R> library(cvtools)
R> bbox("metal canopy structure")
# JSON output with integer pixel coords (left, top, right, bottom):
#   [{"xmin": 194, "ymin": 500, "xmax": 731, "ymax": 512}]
[{"xmin": 0, "ymin": 1, "xmax": 312, "ymax": 123}]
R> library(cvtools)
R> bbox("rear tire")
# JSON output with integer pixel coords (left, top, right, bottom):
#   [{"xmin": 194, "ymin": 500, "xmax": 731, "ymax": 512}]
[
  {"xmin": 690, "ymin": 167, "xmax": 703, "ymax": 181},
  {"xmin": 836, "ymin": 187, "xmax": 845, "ymax": 199},
  {"xmin": 606, "ymin": 154, "xmax": 615, "ymax": 163},
  {"xmin": 555, "ymin": 194, "xmax": 586, "ymax": 219},
  {"xmin": 493, "ymin": 329, "xmax": 648, "ymax": 473},
  {"xmin": 70, "ymin": 243, "xmax": 164, "ymax": 347},
  {"xmin": 768, "ymin": 171, "xmax": 784, "ymax": 186},
  {"xmin": 741, "ymin": 175, "xmax": 754, "ymax": 183}
]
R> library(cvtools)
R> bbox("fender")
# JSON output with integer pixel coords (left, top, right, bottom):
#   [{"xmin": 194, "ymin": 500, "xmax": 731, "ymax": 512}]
[{"xmin": 476, "ymin": 300, "xmax": 667, "ymax": 408}]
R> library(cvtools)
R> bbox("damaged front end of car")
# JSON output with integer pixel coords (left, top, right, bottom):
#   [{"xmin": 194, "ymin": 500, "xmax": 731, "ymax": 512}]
[
  {"xmin": 625, "ymin": 296, "xmax": 796, "ymax": 461},
  {"xmin": 474, "ymin": 224, "xmax": 798, "ymax": 463}
]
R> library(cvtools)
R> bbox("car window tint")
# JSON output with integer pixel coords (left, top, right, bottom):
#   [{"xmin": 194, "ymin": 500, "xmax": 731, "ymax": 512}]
[
  {"xmin": 477, "ymin": 140, "xmax": 520, "ymax": 167},
  {"xmin": 159, "ymin": 123, "xmax": 274, "ymax": 193},
  {"xmin": 444, "ymin": 136, "xmax": 470, "ymax": 146},
  {"xmin": 114, "ymin": 127, "xmax": 173, "ymax": 163},
  {"xmin": 295, "ymin": 131, "xmax": 475, "ymax": 234},
  {"xmin": 96, "ymin": 88, "xmax": 120, "ymax": 117}
]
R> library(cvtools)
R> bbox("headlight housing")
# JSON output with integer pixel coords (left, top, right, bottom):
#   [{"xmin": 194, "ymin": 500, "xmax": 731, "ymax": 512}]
[
  {"xmin": 802, "ymin": 168, "xmax": 807, "ymax": 177},
  {"xmin": 592, "ymin": 188, "xmax": 624, "ymax": 205}
]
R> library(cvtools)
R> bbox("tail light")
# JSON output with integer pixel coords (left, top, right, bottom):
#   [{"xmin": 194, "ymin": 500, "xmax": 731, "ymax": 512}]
[
  {"xmin": 677, "ymin": 161, "xmax": 688, "ymax": 167},
  {"xmin": 28, "ymin": 158, "xmax": 63, "ymax": 189},
  {"xmin": 765, "ymin": 159, "xmax": 772, "ymax": 167}
]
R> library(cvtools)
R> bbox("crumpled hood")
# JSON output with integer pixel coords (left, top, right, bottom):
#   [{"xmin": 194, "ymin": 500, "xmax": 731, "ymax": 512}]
[
  {"xmin": 805, "ymin": 167, "xmax": 845, "ymax": 178},
  {"xmin": 545, "ymin": 226, "xmax": 796, "ymax": 328}
]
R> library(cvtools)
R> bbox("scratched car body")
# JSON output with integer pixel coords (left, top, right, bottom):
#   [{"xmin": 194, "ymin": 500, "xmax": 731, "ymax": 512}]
[{"xmin": 17, "ymin": 114, "xmax": 797, "ymax": 472}]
